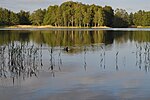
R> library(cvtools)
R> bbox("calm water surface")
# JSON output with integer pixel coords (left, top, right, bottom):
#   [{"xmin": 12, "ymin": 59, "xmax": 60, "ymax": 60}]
[{"xmin": 0, "ymin": 29, "xmax": 150, "ymax": 100}]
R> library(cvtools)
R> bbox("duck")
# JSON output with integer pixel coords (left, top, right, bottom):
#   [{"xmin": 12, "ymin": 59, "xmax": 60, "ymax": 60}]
[{"xmin": 64, "ymin": 47, "xmax": 70, "ymax": 52}]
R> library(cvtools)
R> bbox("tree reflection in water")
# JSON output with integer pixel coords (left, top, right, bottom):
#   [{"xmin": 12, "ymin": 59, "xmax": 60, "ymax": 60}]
[{"xmin": 0, "ymin": 30, "xmax": 150, "ymax": 85}]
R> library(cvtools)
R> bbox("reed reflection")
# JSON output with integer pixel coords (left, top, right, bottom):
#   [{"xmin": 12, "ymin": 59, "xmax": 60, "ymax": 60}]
[
  {"xmin": 83, "ymin": 46, "xmax": 87, "ymax": 71},
  {"xmin": 0, "ymin": 42, "xmax": 41, "ymax": 84},
  {"xmin": 48, "ymin": 47, "xmax": 55, "ymax": 77},
  {"xmin": 135, "ymin": 42, "xmax": 150, "ymax": 72},
  {"xmin": 0, "ymin": 30, "xmax": 150, "ymax": 85},
  {"xmin": 116, "ymin": 51, "xmax": 119, "ymax": 70}
]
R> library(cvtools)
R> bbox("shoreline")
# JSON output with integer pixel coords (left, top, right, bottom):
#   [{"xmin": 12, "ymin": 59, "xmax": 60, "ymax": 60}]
[
  {"xmin": 1, "ymin": 25, "xmax": 150, "ymax": 29},
  {"xmin": 1, "ymin": 25, "xmax": 110, "ymax": 29}
]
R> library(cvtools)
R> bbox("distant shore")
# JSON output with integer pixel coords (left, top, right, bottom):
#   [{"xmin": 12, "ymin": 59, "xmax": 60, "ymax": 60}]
[
  {"xmin": 136, "ymin": 26, "xmax": 150, "ymax": 28},
  {"xmin": 1, "ymin": 25, "xmax": 110, "ymax": 29},
  {"xmin": 1, "ymin": 25, "xmax": 150, "ymax": 29}
]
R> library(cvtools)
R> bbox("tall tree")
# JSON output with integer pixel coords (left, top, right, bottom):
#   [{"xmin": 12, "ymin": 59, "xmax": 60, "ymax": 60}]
[
  {"xmin": 1, "ymin": 1, "xmax": 150, "ymax": 27},
  {"xmin": 83, "ymin": 6, "xmax": 91, "ymax": 27},
  {"xmin": 89, "ymin": 4, "xmax": 98, "ymax": 26},
  {"xmin": 30, "ymin": 9, "xmax": 45, "ymax": 25},
  {"xmin": 74, "ymin": 4, "xmax": 84, "ymax": 27},
  {"xmin": 113, "ymin": 8, "xmax": 129, "ymax": 28},
  {"xmin": 103, "ymin": 6, "xmax": 114, "ymax": 26},
  {"xmin": 133, "ymin": 10, "xmax": 144, "ymax": 26},
  {"xmin": 55, "ymin": 8, "xmax": 63, "ymax": 26},
  {"xmin": 18, "ymin": 10, "xmax": 31, "ymax": 25},
  {"xmin": 9, "ymin": 12, "xmax": 19, "ymax": 25},
  {"xmin": 142, "ymin": 12, "xmax": 150, "ymax": 26},
  {"xmin": 93, "ymin": 7, "xmax": 105, "ymax": 27},
  {"xmin": 60, "ymin": 1, "xmax": 77, "ymax": 26},
  {"xmin": 43, "ymin": 5, "xmax": 60, "ymax": 26},
  {"xmin": 129, "ymin": 13, "xmax": 134, "ymax": 26},
  {"xmin": 0, "ymin": 8, "xmax": 10, "ymax": 25}
]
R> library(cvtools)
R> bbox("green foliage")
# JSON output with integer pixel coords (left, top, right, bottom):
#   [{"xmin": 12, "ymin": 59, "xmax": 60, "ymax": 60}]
[
  {"xmin": 142, "ymin": 12, "xmax": 150, "ymax": 26},
  {"xmin": 83, "ymin": 6, "xmax": 91, "ymax": 27},
  {"xmin": 94, "ymin": 7, "xmax": 105, "ymax": 26},
  {"xmin": 30, "ymin": 9, "xmax": 45, "ymax": 25},
  {"xmin": 0, "ymin": 1, "xmax": 150, "ymax": 27},
  {"xmin": 133, "ymin": 10, "xmax": 144, "ymax": 26},
  {"xmin": 0, "ymin": 8, "xmax": 10, "ymax": 25},
  {"xmin": 18, "ymin": 10, "xmax": 31, "ymax": 25},
  {"xmin": 103, "ymin": 6, "xmax": 114, "ymax": 26},
  {"xmin": 43, "ymin": 5, "xmax": 59, "ymax": 26},
  {"xmin": 43, "ymin": 1, "xmax": 113, "ymax": 27},
  {"xmin": 9, "ymin": 12, "xmax": 19, "ymax": 25},
  {"xmin": 133, "ymin": 11, "xmax": 150, "ymax": 26},
  {"xmin": 113, "ymin": 8, "xmax": 129, "ymax": 28},
  {"xmin": 74, "ymin": 4, "xmax": 84, "ymax": 27},
  {"xmin": 129, "ymin": 13, "xmax": 134, "ymax": 25},
  {"xmin": 0, "ymin": 8, "xmax": 19, "ymax": 26}
]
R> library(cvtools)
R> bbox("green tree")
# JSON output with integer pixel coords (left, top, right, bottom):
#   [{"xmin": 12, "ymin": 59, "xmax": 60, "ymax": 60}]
[
  {"xmin": 129, "ymin": 13, "xmax": 134, "ymax": 26},
  {"xmin": 30, "ymin": 9, "xmax": 45, "ymax": 25},
  {"xmin": 74, "ymin": 4, "xmax": 84, "ymax": 27},
  {"xmin": 0, "ymin": 8, "xmax": 3, "ymax": 25},
  {"xmin": 18, "ymin": 10, "xmax": 31, "ymax": 25},
  {"xmin": 43, "ymin": 5, "xmax": 59, "ymax": 26},
  {"xmin": 113, "ymin": 8, "xmax": 129, "ymax": 28},
  {"xmin": 0, "ymin": 8, "xmax": 10, "ymax": 25},
  {"xmin": 93, "ymin": 7, "xmax": 105, "ymax": 27},
  {"xmin": 9, "ymin": 12, "xmax": 19, "ymax": 25},
  {"xmin": 55, "ymin": 8, "xmax": 63, "ymax": 26},
  {"xmin": 133, "ymin": 10, "xmax": 144, "ymax": 26},
  {"xmin": 142, "ymin": 12, "xmax": 150, "ymax": 26},
  {"xmin": 83, "ymin": 6, "xmax": 91, "ymax": 27},
  {"xmin": 60, "ymin": 1, "xmax": 77, "ymax": 26},
  {"xmin": 103, "ymin": 6, "xmax": 114, "ymax": 26},
  {"xmin": 89, "ymin": 4, "xmax": 98, "ymax": 26}
]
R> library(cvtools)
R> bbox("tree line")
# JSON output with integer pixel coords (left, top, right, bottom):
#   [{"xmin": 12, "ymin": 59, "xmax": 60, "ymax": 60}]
[{"xmin": 0, "ymin": 1, "xmax": 150, "ymax": 27}]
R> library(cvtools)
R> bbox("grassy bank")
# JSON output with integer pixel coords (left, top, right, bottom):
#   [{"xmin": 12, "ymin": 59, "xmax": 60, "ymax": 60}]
[
  {"xmin": 2, "ymin": 25, "xmax": 150, "ymax": 29},
  {"xmin": 2, "ymin": 25, "xmax": 110, "ymax": 29},
  {"xmin": 137, "ymin": 26, "xmax": 150, "ymax": 28}
]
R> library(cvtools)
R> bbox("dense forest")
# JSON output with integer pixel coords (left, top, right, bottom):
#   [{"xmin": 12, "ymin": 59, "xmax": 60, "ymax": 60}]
[{"xmin": 0, "ymin": 1, "xmax": 150, "ymax": 28}]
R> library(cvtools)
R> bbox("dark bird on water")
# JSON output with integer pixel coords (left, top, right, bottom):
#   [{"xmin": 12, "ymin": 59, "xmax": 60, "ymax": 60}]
[{"xmin": 64, "ymin": 47, "xmax": 69, "ymax": 52}]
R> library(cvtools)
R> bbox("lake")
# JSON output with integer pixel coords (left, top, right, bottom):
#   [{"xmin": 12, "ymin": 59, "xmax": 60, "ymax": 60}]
[{"xmin": 0, "ymin": 28, "xmax": 150, "ymax": 100}]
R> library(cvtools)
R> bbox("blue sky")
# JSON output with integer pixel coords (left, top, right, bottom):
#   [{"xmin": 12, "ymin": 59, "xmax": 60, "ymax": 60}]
[{"xmin": 0, "ymin": 0, "xmax": 149, "ymax": 13}]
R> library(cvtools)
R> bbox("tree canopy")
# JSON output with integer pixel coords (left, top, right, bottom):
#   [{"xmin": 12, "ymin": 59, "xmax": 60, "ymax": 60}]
[{"xmin": 0, "ymin": 1, "xmax": 150, "ymax": 27}]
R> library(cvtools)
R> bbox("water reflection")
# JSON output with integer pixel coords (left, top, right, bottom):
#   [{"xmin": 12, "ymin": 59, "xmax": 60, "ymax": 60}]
[
  {"xmin": 0, "ymin": 30, "xmax": 110, "ymax": 47},
  {"xmin": 48, "ymin": 47, "xmax": 55, "ymax": 77},
  {"xmin": 0, "ymin": 30, "xmax": 150, "ymax": 85},
  {"xmin": 0, "ymin": 43, "xmax": 44, "ymax": 84},
  {"xmin": 83, "ymin": 46, "xmax": 87, "ymax": 71},
  {"xmin": 135, "ymin": 42, "xmax": 150, "ymax": 72},
  {"xmin": 116, "ymin": 51, "xmax": 119, "ymax": 70}
]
